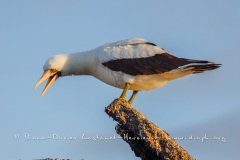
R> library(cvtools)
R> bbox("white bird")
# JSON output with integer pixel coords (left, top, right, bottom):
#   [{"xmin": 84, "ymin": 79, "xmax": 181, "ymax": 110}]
[{"xmin": 35, "ymin": 38, "xmax": 221, "ymax": 104}]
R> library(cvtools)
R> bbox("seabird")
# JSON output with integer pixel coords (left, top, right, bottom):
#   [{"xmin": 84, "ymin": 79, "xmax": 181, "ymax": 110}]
[{"xmin": 35, "ymin": 38, "xmax": 221, "ymax": 104}]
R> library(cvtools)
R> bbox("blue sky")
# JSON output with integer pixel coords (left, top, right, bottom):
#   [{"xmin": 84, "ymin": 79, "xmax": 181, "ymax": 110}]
[{"xmin": 0, "ymin": 0, "xmax": 239, "ymax": 159}]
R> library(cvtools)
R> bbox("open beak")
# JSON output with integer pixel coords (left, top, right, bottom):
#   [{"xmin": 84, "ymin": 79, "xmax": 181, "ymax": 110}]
[{"xmin": 35, "ymin": 69, "xmax": 60, "ymax": 96}]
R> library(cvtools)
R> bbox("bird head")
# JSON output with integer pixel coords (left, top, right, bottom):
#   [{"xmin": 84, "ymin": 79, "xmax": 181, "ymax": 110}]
[{"xmin": 35, "ymin": 54, "xmax": 68, "ymax": 96}]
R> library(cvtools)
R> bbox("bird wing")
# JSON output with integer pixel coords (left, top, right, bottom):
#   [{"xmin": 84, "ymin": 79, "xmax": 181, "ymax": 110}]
[
  {"xmin": 97, "ymin": 38, "xmax": 164, "ymax": 61},
  {"xmin": 97, "ymin": 38, "xmax": 206, "ymax": 76}
]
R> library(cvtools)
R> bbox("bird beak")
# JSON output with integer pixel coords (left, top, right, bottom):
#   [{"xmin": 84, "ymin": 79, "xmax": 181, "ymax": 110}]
[{"xmin": 35, "ymin": 69, "xmax": 59, "ymax": 96}]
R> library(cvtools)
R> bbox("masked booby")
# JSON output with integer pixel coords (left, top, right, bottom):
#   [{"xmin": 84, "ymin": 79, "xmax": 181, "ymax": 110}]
[{"xmin": 35, "ymin": 38, "xmax": 221, "ymax": 104}]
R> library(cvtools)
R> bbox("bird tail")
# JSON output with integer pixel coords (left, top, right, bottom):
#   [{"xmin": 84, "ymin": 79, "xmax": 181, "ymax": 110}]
[
  {"xmin": 183, "ymin": 59, "xmax": 221, "ymax": 74},
  {"xmin": 161, "ymin": 59, "xmax": 221, "ymax": 81}
]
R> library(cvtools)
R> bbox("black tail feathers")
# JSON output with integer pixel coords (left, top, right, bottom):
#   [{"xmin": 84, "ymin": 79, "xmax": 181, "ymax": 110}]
[{"xmin": 184, "ymin": 59, "xmax": 221, "ymax": 73}]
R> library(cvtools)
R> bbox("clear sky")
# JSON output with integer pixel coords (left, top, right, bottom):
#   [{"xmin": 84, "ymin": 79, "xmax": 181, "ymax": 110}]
[{"xmin": 0, "ymin": 0, "xmax": 239, "ymax": 159}]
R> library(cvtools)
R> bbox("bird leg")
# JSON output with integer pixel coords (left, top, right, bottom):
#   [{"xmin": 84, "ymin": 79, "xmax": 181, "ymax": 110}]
[
  {"xmin": 128, "ymin": 90, "xmax": 138, "ymax": 104},
  {"xmin": 120, "ymin": 83, "xmax": 130, "ymax": 99}
]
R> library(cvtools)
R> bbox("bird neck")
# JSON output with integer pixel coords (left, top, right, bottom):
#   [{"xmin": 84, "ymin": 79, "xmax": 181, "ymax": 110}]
[{"xmin": 64, "ymin": 50, "xmax": 97, "ymax": 76}]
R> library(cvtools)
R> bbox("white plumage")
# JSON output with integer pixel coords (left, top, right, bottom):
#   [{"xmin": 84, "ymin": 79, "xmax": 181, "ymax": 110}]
[{"xmin": 35, "ymin": 38, "xmax": 221, "ymax": 103}]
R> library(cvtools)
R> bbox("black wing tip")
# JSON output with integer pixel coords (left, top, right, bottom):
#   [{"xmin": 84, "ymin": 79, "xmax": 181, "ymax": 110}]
[
  {"xmin": 214, "ymin": 63, "xmax": 222, "ymax": 67},
  {"xmin": 187, "ymin": 59, "xmax": 222, "ymax": 65},
  {"xmin": 187, "ymin": 59, "xmax": 212, "ymax": 64}
]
